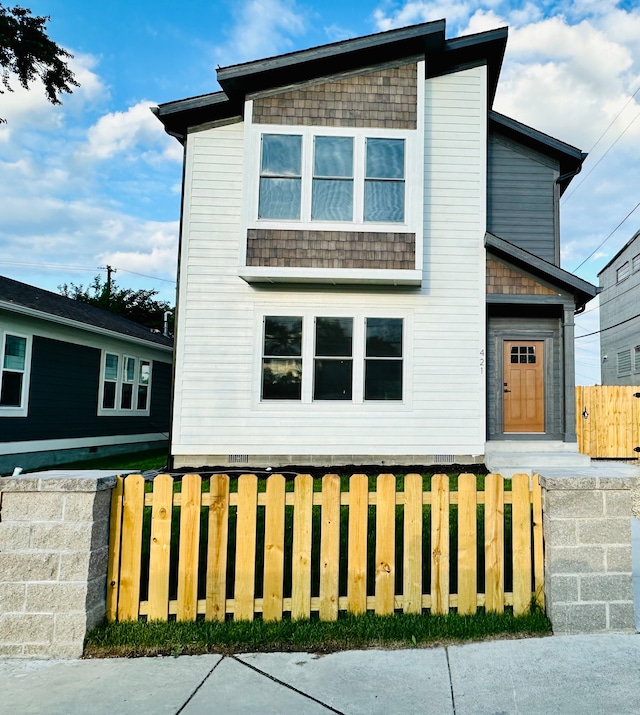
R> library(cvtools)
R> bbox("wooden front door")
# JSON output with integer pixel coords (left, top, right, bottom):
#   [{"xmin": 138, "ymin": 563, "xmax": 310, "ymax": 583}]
[{"xmin": 503, "ymin": 341, "xmax": 545, "ymax": 433}]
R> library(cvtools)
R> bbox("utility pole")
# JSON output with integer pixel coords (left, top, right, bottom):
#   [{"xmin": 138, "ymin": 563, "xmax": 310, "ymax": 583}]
[{"xmin": 99, "ymin": 265, "xmax": 117, "ymax": 300}]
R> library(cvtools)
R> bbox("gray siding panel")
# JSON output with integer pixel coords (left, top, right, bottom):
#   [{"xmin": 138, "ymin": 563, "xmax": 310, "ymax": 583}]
[{"xmin": 487, "ymin": 133, "xmax": 558, "ymax": 264}]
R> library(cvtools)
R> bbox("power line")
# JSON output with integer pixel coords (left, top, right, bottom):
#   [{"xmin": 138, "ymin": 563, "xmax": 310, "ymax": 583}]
[
  {"xmin": 0, "ymin": 260, "xmax": 176, "ymax": 285},
  {"xmin": 562, "ymin": 107, "xmax": 640, "ymax": 204},
  {"xmin": 562, "ymin": 87, "xmax": 640, "ymax": 204},
  {"xmin": 575, "ymin": 312, "xmax": 640, "ymax": 339},
  {"xmin": 571, "ymin": 200, "xmax": 640, "ymax": 272}
]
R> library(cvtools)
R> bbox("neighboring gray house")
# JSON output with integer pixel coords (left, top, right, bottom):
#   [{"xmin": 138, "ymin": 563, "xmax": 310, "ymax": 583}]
[
  {"xmin": 0, "ymin": 276, "xmax": 173, "ymax": 474},
  {"xmin": 598, "ymin": 229, "xmax": 640, "ymax": 385},
  {"xmin": 153, "ymin": 20, "xmax": 597, "ymax": 470}
]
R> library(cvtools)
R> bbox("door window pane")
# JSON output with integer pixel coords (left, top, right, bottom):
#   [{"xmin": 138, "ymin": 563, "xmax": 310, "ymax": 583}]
[{"xmin": 259, "ymin": 134, "xmax": 302, "ymax": 219}]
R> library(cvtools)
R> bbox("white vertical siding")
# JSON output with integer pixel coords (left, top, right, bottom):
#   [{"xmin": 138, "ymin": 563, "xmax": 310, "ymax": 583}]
[{"xmin": 172, "ymin": 65, "xmax": 487, "ymax": 460}]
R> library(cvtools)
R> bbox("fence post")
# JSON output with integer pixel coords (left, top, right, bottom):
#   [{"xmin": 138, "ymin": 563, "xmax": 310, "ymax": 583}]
[{"xmin": 0, "ymin": 470, "xmax": 117, "ymax": 658}]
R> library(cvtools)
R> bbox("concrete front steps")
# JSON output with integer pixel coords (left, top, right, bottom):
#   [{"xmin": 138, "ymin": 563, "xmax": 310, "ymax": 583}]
[{"xmin": 484, "ymin": 440, "xmax": 591, "ymax": 478}]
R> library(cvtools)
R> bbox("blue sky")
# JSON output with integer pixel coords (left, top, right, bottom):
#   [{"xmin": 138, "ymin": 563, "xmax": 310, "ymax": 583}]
[{"xmin": 2, "ymin": 1, "xmax": 640, "ymax": 383}]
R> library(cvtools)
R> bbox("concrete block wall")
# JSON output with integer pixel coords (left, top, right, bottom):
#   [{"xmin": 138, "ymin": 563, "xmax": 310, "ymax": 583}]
[
  {"xmin": 540, "ymin": 474, "xmax": 640, "ymax": 634},
  {"xmin": 0, "ymin": 471, "xmax": 116, "ymax": 658}
]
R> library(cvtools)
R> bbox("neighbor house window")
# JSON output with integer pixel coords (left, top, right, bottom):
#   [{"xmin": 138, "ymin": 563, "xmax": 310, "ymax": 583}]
[
  {"xmin": 258, "ymin": 134, "xmax": 302, "ymax": 219},
  {"xmin": 262, "ymin": 316, "xmax": 303, "ymax": 400},
  {"xmin": 633, "ymin": 254, "xmax": 640, "ymax": 273},
  {"xmin": 0, "ymin": 333, "xmax": 30, "ymax": 414},
  {"xmin": 616, "ymin": 262, "xmax": 630, "ymax": 282},
  {"xmin": 364, "ymin": 318, "xmax": 403, "ymax": 400},
  {"xmin": 314, "ymin": 317, "xmax": 353, "ymax": 400},
  {"xmin": 256, "ymin": 131, "xmax": 407, "ymax": 225},
  {"xmin": 634, "ymin": 346, "xmax": 640, "ymax": 374},
  {"xmin": 100, "ymin": 352, "xmax": 152, "ymax": 415},
  {"xmin": 617, "ymin": 349, "xmax": 632, "ymax": 377}
]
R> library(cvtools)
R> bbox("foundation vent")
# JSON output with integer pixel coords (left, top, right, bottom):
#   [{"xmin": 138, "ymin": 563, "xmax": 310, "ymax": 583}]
[
  {"xmin": 433, "ymin": 454, "xmax": 455, "ymax": 464},
  {"xmin": 228, "ymin": 454, "xmax": 249, "ymax": 464}
]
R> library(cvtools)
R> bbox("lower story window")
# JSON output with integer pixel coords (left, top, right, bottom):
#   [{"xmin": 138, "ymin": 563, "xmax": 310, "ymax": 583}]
[
  {"xmin": 262, "ymin": 316, "xmax": 302, "ymax": 400},
  {"xmin": 1, "ymin": 333, "xmax": 30, "ymax": 412},
  {"xmin": 365, "ymin": 318, "xmax": 403, "ymax": 400},
  {"xmin": 261, "ymin": 315, "xmax": 403, "ymax": 402},
  {"xmin": 100, "ymin": 352, "xmax": 152, "ymax": 415}
]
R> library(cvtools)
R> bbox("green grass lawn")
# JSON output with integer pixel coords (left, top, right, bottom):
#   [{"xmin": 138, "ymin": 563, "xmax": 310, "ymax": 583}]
[
  {"xmin": 45, "ymin": 448, "xmax": 168, "ymax": 473},
  {"xmin": 84, "ymin": 607, "xmax": 551, "ymax": 658}
]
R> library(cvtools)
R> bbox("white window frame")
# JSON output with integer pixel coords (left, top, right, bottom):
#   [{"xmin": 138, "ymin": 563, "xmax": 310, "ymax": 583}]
[
  {"xmin": 247, "ymin": 126, "xmax": 418, "ymax": 232},
  {"xmin": 0, "ymin": 330, "xmax": 32, "ymax": 417},
  {"xmin": 98, "ymin": 351, "xmax": 152, "ymax": 416},
  {"xmin": 258, "ymin": 312, "xmax": 407, "ymax": 405}
]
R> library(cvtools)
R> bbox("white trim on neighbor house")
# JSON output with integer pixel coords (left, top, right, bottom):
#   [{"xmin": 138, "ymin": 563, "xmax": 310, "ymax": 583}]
[
  {"xmin": 0, "ymin": 300, "xmax": 173, "ymax": 354},
  {"xmin": 0, "ymin": 431, "xmax": 167, "ymax": 456},
  {"xmin": 0, "ymin": 330, "xmax": 33, "ymax": 418}
]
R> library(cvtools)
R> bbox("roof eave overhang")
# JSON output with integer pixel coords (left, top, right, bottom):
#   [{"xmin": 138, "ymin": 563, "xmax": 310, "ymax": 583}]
[
  {"xmin": 153, "ymin": 22, "xmax": 509, "ymax": 139},
  {"xmin": 0, "ymin": 301, "xmax": 174, "ymax": 354},
  {"xmin": 485, "ymin": 232, "xmax": 598, "ymax": 311},
  {"xmin": 216, "ymin": 20, "xmax": 446, "ymax": 97}
]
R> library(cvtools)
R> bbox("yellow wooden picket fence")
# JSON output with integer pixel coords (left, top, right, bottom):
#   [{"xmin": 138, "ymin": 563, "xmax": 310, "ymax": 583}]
[
  {"xmin": 576, "ymin": 385, "xmax": 640, "ymax": 458},
  {"xmin": 106, "ymin": 472, "xmax": 544, "ymax": 623}
]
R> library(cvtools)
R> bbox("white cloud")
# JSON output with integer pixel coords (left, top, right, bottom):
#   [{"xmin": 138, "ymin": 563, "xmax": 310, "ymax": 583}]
[
  {"xmin": 214, "ymin": 0, "xmax": 307, "ymax": 66},
  {"xmin": 373, "ymin": 1, "xmax": 471, "ymax": 31},
  {"xmin": 81, "ymin": 101, "xmax": 182, "ymax": 163},
  {"xmin": 0, "ymin": 52, "xmax": 105, "ymax": 141}
]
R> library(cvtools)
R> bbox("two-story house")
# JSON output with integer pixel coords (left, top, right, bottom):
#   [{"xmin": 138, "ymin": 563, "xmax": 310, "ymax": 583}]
[
  {"xmin": 153, "ymin": 19, "xmax": 596, "ymax": 470},
  {"xmin": 598, "ymin": 228, "xmax": 640, "ymax": 385}
]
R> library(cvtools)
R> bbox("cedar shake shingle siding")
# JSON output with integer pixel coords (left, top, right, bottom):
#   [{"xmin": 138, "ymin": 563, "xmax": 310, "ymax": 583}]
[
  {"xmin": 486, "ymin": 258, "xmax": 557, "ymax": 295},
  {"xmin": 246, "ymin": 229, "xmax": 415, "ymax": 269},
  {"xmin": 252, "ymin": 64, "xmax": 418, "ymax": 129}
]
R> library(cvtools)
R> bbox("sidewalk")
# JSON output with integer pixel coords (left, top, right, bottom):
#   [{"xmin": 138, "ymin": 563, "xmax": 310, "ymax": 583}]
[{"xmin": 2, "ymin": 633, "xmax": 639, "ymax": 714}]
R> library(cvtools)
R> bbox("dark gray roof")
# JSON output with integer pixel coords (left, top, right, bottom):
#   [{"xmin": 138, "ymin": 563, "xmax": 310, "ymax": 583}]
[
  {"xmin": 485, "ymin": 232, "xmax": 598, "ymax": 310},
  {"xmin": 154, "ymin": 21, "xmax": 507, "ymax": 141},
  {"xmin": 0, "ymin": 275, "xmax": 173, "ymax": 350}
]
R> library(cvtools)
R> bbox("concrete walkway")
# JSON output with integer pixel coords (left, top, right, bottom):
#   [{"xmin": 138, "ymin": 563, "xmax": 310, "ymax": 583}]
[{"xmin": 2, "ymin": 633, "xmax": 640, "ymax": 714}]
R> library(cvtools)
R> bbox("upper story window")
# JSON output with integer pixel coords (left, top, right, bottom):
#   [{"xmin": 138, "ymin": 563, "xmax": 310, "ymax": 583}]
[
  {"xmin": 633, "ymin": 254, "xmax": 640, "ymax": 273},
  {"xmin": 255, "ymin": 130, "xmax": 407, "ymax": 227},
  {"xmin": 616, "ymin": 262, "xmax": 630, "ymax": 283},
  {"xmin": 258, "ymin": 134, "xmax": 302, "ymax": 219},
  {"xmin": 99, "ymin": 351, "xmax": 152, "ymax": 416},
  {"xmin": 312, "ymin": 136, "xmax": 353, "ymax": 221},
  {"xmin": 365, "ymin": 138, "xmax": 405, "ymax": 223},
  {"xmin": 0, "ymin": 332, "xmax": 31, "ymax": 416}
]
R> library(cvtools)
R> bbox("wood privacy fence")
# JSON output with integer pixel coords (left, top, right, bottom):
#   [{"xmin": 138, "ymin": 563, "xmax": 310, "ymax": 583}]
[
  {"xmin": 576, "ymin": 386, "xmax": 640, "ymax": 458},
  {"xmin": 106, "ymin": 473, "xmax": 544, "ymax": 623}
]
